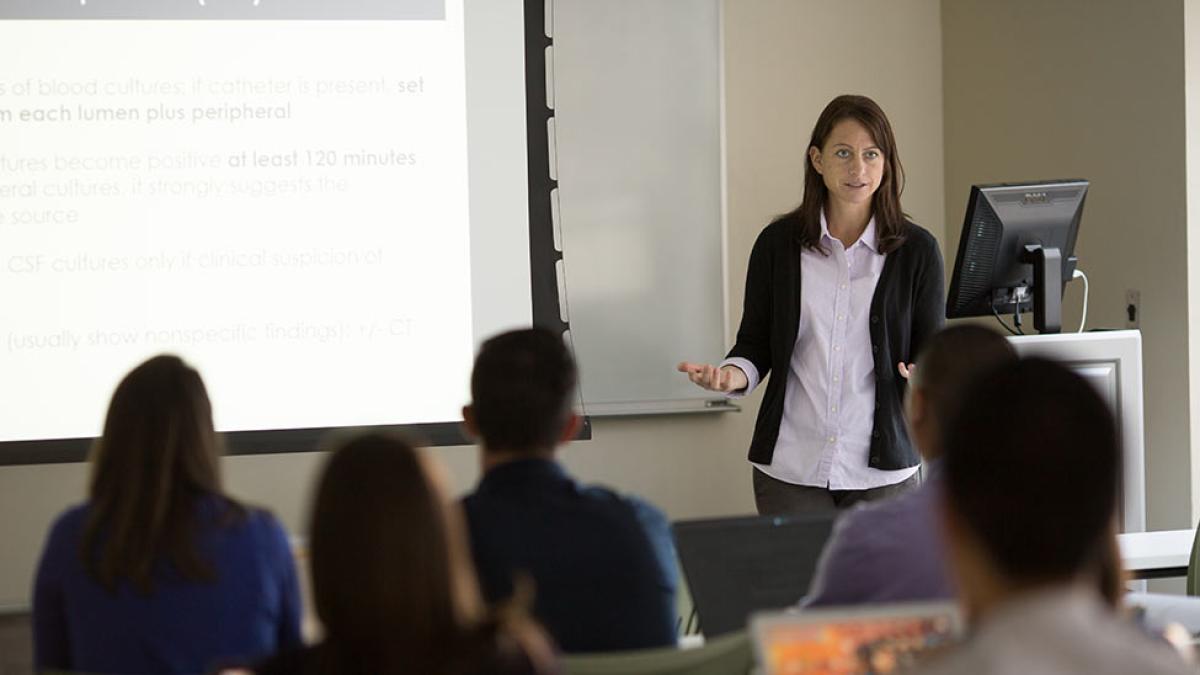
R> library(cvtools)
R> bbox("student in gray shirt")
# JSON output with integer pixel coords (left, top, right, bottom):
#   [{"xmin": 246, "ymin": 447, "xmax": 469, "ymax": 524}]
[
  {"xmin": 803, "ymin": 325, "xmax": 1016, "ymax": 606},
  {"xmin": 919, "ymin": 358, "xmax": 1192, "ymax": 675}
]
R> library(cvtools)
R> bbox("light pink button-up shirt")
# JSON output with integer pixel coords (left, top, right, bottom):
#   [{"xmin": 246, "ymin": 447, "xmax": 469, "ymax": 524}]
[{"xmin": 724, "ymin": 213, "xmax": 919, "ymax": 490}]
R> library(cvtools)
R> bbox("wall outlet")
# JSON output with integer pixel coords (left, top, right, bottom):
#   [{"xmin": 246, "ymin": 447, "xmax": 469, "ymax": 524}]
[{"xmin": 1126, "ymin": 289, "xmax": 1141, "ymax": 329}]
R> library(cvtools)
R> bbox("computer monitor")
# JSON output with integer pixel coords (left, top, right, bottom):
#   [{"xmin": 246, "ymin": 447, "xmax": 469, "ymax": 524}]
[{"xmin": 946, "ymin": 179, "xmax": 1088, "ymax": 333}]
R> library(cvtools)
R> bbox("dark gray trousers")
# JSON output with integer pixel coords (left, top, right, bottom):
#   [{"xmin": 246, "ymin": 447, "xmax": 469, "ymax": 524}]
[{"xmin": 752, "ymin": 467, "xmax": 921, "ymax": 516}]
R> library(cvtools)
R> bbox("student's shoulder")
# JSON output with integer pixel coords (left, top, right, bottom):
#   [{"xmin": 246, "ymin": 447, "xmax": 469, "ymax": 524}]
[
  {"xmin": 44, "ymin": 503, "xmax": 90, "ymax": 547},
  {"xmin": 833, "ymin": 488, "xmax": 927, "ymax": 546},
  {"xmin": 212, "ymin": 500, "xmax": 291, "ymax": 550},
  {"xmin": 578, "ymin": 484, "xmax": 668, "ymax": 530},
  {"xmin": 242, "ymin": 503, "xmax": 284, "ymax": 526},
  {"xmin": 460, "ymin": 489, "xmax": 489, "ymax": 526},
  {"xmin": 51, "ymin": 502, "xmax": 90, "ymax": 529},
  {"xmin": 242, "ymin": 505, "xmax": 290, "ymax": 541}
]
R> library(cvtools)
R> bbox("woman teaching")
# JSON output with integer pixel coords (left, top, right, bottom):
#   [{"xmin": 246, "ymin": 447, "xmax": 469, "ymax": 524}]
[{"xmin": 679, "ymin": 94, "xmax": 944, "ymax": 515}]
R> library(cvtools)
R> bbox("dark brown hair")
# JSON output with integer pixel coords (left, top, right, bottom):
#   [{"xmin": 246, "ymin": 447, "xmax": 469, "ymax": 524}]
[
  {"xmin": 793, "ymin": 94, "xmax": 909, "ymax": 254},
  {"xmin": 309, "ymin": 433, "xmax": 553, "ymax": 674},
  {"xmin": 471, "ymin": 328, "xmax": 577, "ymax": 455},
  {"xmin": 944, "ymin": 358, "xmax": 1120, "ymax": 586},
  {"xmin": 910, "ymin": 324, "xmax": 1017, "ymax": 444},
  {"xmin": 82, "ymin": 354, "xmax": 242, "ymax": 593}
]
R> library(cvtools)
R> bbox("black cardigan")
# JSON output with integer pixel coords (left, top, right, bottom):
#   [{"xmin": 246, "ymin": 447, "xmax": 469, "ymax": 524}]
[{"xmin": 727, "ymin": 214, "xmax": 945, "ymax": 471}]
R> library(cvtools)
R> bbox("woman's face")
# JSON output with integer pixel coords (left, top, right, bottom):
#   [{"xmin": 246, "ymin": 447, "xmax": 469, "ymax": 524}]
[{"xmin": 808, "ymin": 118, "xmax": 885, "ymax": 209}]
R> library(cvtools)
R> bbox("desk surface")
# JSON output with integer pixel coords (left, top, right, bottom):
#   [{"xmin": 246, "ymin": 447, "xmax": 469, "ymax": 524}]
[{"xmin": 1119, "ymin": 529, "xmax": 1194, "ymax": 575}]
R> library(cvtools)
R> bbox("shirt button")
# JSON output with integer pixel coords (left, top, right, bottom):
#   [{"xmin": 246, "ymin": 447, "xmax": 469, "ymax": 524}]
[
  {"xmin": 872, "ymin": 344, "xmax": 879, "ymax": 353},
  {"xmin": 828, "ymin": 436, "xmax": 836, "ymax": 443},
  {"xmin": 840, "ymin": 283, "xmax": 848, "ymax": 290},
  {"xmin": 833, "ymin": 376, "xmax": 840, "ymax": 382},
  {"xmin": 871, "ymin": 455, "xmax": 880, "ymax": 463},
  {"xmin": 834, "ymin": 345, "xmax": 841, "ymax": 352},
  {"xmin": 871, "ymin": 315, "xmax": 879, "ymax": 324},
  {"xmin": 837, "ymin": 314, "xmax": 845, "ymax": 321},
  {"xmin": 831, "ymin": 406, "xmax": 838, "ymax": 412}
]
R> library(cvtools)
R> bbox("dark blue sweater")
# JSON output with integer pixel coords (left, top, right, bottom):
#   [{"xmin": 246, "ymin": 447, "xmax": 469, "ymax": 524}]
[
  {"xmin": 463, "ymin": 459, "xmax": 677, "ymax": 653},
  {"xmin": 33, "ymin": 496, "xmax": 302, "ymax": 675}
]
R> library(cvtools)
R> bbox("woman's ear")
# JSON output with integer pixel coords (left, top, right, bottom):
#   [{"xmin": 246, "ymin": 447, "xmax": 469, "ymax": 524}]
[{"xmin": 808, "ymin": 145, "xmax": 823, "ymax": 175}]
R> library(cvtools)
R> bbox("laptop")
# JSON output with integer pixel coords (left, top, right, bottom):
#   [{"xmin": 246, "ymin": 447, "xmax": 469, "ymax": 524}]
[
  {"xmin": 673, "ymin": 513, "xmax": 837, "ymax": 637},
  {"xmin": 751, "ymin": 602, "xmax": 963, "ymax": 675}
]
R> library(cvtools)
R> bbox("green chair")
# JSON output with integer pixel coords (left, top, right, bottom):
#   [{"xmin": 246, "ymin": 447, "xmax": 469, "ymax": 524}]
[
  {"xmin": 562, "ymin": 630, "xmax": 754, "ymax": 675},
  {"xmin": 1187, "ymin": 526, "xmax": 1200, "ymax": 596}
]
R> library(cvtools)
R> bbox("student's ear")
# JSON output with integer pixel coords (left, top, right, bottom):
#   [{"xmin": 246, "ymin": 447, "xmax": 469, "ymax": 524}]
[
  {"xmin": 558, "ymin": 412, "xmax": 582, "ymax": 445},
  {"xmin": 808, "ymin": 145, "xmax": 824, "ymax": 175},
  {"xmin": 461, "ymin": 404, "xmax": 479, "ymax": 441}
]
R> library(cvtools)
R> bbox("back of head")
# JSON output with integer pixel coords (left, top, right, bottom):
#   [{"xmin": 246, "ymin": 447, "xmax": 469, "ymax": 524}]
[
  {"xmin": 310, "ymin": 433, "xmax": 480, "ymax": 671},
  {"xmin": 943, "ymin": 357, "xmax": 1120, "ymax": 586},
  {"xmin": 910, "ymin": 324, "xmax": 1017, "ymax": 447},
  {"xmin": 85, "ymin": 354, "xmax": 229, "ymax": 593},
  {"xmin": 470, "ymin": 328, "xmax": 577, "ymax": 454}
]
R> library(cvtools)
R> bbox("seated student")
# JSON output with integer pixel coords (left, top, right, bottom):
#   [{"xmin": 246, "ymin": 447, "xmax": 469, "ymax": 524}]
[
  {"xmin": 254, "ymin": 434, "xmax": 556, "ymax": 675},
  {"xmin": 33, "ymin": 355, "xmax": 301, "ymax": 675},
  {"xmin": 804, "ymin": 325, "xmax": 1016, "ymax": 606},
  {"xmin": 461, "ymin": 328, "xmax": 678, "ymax": 652},
  {"xmin": 920, "ymin": 358, "xmax": 1193, "ymax": 675}
]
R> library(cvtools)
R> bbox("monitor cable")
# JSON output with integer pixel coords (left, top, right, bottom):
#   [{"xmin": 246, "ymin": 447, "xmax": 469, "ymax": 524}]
[
  {"xmin": 991, "ymin": 306, "xmax": 1021, "ymax": 336},
  {"xmin": 1074, "ymin": 268, "xmax": 1089, "ymax": 333}
]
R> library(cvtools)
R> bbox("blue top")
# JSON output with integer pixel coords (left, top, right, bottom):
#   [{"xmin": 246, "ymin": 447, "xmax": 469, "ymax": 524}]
[
  {"xmin": 33, "ymin": 496, "xmax": 302, "ymax": 675},
  {"xmin": 803, "ymin": 464, "xmax": 954, "ymax": 607},
  {"xmin": 463, "ymin": 459, "xmax": 678, "ymax": 653}
]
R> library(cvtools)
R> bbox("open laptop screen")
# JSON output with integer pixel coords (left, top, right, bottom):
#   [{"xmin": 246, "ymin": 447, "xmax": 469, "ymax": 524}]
[
  {"xmin": 752, "ymin": 603, "xmax": 962, "ymax": 675},
  {"xmin": 673, "ymin": 513, "xmax": 837, "ymax": 637}
]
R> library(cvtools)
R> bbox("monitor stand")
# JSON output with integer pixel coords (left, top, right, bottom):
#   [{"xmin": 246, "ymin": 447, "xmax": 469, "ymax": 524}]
[{"xmin": 1020, "ymin": 244, "xmax": 1063, "ymax": 333}]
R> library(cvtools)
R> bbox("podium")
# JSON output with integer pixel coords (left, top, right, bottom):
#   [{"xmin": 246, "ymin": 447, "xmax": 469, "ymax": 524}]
[{"xmin": 1008, "ymin": 330, "xmax": 1146, "ymax": 534}]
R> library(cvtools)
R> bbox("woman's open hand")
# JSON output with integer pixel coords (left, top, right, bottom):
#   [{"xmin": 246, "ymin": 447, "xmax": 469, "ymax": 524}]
[{"xmin": 677, "ymin": 362, "xmax": 748, "ymax": 393}]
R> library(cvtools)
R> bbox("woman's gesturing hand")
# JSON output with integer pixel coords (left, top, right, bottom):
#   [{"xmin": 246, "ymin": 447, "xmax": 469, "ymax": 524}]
[{"xmin": 676, "ymin": 362, "xmax": 749, "ymax": 393}]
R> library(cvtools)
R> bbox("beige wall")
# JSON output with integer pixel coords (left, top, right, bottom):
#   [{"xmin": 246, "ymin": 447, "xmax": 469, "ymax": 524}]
[
  {"xmin": 942, "ymin": 0, "xmax": 1191, "ymax": 529},
  {"xmin": 723, "ymin": 0, "xmax": 946, "ymax": 251},
  {"xmin": 0, "ymin": 0, "xmax": 945, "ymax": 607}
]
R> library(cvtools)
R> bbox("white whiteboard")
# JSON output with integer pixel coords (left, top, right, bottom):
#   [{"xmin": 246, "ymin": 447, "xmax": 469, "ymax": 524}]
[{"xmin": 551, "ymin": 0, "xmax": 728, "ymax": 415}]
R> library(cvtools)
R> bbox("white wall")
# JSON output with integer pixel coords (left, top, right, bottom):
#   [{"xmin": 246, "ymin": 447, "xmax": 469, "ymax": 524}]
[
  {"xmin": 0, "ymin": 0, "xmax": 945, "ymax": 607},
  {"xmin": 942, "ymin": 0, "xmax": 1191, "ymax": 530}
]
